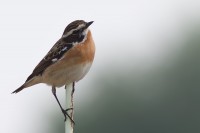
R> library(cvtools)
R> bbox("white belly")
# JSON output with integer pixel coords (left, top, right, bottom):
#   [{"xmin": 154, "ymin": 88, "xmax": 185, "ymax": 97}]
[{"xmin": 43, "ymin": 62, "xmax": 92, "ymax": 87}]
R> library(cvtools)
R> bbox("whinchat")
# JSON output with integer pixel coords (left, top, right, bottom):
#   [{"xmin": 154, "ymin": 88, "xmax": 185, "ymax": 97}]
[{"xmin": 12, "ymin": 20, "xmax": 95, "ymax": 122}]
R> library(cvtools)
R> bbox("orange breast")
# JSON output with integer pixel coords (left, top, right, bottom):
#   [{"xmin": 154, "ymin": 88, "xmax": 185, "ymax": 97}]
[
  {"xmin": 62, "ymin": 30, "xmax": 95, "ymax": 65},
  {"xmin": 42, "ymin": 30, "xmax": 95, "ymax": 86}
]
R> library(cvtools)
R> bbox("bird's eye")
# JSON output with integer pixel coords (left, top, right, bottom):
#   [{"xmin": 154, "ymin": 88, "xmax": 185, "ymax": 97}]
[
  {"xmin": 72, "ymin": 28, "xmax": 84, "ymax": 35},
  {"xmin": 72, "ymin": 30, "xmax": 79, "ymax": 34},
  {"xmin": 79, "ymin": 28, "xmax": 84, "ymax": 32}
]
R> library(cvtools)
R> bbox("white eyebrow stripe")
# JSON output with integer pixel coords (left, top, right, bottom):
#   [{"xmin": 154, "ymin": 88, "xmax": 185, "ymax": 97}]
[{"xmin": 62, "ymin": 24, "xmax": 85, "ymax": 38}]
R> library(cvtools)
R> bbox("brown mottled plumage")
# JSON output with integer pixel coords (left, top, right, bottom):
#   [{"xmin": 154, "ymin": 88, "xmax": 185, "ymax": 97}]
[
  {"xmin": 12, "ymin": 20, "xmax": 95, "ymax": 93},
  {"xmin": 12, "ymin": 20, "xmax": 95, "ymax": 122}
]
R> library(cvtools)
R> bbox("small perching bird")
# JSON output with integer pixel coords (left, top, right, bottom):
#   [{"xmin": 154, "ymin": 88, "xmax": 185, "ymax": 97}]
[{"xmin": 12, "ymin": 20, "xmax": 95, "ymax": 122}]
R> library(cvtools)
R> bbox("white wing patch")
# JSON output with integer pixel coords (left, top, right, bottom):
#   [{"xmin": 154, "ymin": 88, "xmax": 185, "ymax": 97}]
[
  {"xmin": 62, "ymin": 46, "xmax": 67, "ymax": 51},
  {"xmin": 52, "ymin": 58, "xmax": 58, "ymax": 62}
]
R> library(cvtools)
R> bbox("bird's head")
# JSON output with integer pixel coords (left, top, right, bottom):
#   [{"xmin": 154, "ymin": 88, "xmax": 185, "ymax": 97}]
[{"xmin": 62, "ymin": 20, "xmax": 94, "ymax": 45}]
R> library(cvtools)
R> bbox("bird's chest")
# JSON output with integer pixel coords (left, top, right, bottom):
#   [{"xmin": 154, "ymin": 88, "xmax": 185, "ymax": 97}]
[
  {"xmin": 68, "ymin": 62, "xmax": 92, "ymax": 82},
  {"xmin": 43, "ymin": 31, "xmax": 95, "ymax": 87},
  {"xmin": 43, "ymin": 62, "xmax": 92, "ymax": 87}
]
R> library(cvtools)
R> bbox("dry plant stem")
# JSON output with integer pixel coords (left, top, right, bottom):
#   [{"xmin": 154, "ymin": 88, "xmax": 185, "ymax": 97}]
[{"xmin": 65, "ymin": 82, "xmax": 74, "ymax": 133}]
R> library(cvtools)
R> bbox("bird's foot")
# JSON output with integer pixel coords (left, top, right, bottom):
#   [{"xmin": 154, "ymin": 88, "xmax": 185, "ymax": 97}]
[{"xmin": 61, "ymin": 108, "xmax": 75, "ymax": 124}]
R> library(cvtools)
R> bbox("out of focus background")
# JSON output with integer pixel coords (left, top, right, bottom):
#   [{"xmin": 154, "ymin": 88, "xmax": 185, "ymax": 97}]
[{"xmin": 0, "ymin": 0, "xmax": 200, "ymax": 133}]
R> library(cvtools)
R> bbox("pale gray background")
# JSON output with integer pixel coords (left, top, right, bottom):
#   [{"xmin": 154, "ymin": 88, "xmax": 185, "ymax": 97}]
[{"xmin": 0, "ymin": 0, "xmax": 200, "ymax": 133}]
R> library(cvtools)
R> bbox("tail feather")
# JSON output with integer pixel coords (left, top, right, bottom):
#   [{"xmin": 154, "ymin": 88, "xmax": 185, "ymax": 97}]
[
  {"xmin": 12, "ymin": 75, "xmax": 42, "ymax": 94},
  {"xmin": 12, "ymin": 84, "xmax": 25, "ymax": 94}
]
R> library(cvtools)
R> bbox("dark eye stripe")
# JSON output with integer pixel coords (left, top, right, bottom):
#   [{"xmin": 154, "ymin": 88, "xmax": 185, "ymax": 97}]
[
  {"xmin": 63, "ymin": 33, "xmax": 85, "ymax": 44},
  {"xmin": 72, "ymin": 30, "xmax": 79, "ymax": 34},
  {"xmin": 72, "ymin": 28, "xmax": 84, "ymax": 35}
]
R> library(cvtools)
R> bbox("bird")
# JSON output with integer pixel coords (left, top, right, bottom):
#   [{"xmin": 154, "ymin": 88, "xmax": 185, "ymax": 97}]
[{"xmin": 12, "ymin": 20, "xmax": 95, "ymax": 123}]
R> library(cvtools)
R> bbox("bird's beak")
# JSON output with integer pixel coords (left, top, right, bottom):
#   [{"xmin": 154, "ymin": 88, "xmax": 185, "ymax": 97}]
[{"xmin": 85, "ymin": 21, "xmax": 94, "ymax": 28}]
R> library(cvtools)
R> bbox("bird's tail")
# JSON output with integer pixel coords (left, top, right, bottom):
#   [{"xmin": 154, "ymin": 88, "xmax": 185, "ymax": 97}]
[
  {"xmin": 12, "ymin": 75, "xmax": 42, "ymax": 94},
  {"xmin": 12, "ymin": 84, "xmax": 25, "ymax": 93}
]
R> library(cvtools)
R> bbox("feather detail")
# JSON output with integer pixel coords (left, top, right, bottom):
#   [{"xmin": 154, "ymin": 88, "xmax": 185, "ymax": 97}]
[{"xmin": 12, "ymin": 20, "xmax": 94, "ymax": 93}]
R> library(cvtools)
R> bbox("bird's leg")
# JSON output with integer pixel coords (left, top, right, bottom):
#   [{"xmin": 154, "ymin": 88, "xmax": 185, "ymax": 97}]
[{"xmin": 52, "ymin": 86, "xmax": 75, "ymax": 124}]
